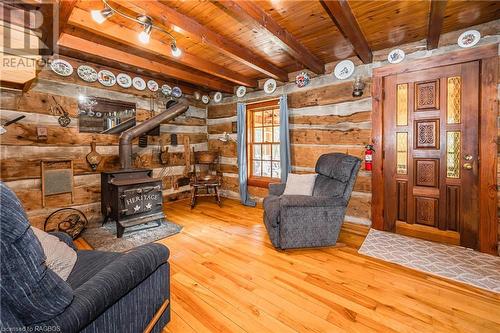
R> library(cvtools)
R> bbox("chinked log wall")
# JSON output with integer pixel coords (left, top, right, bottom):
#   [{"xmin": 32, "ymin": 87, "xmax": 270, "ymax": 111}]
[
  {"xmin": 0, "ymin": 56, "xmax": 207, "ymax": 228},
  {"xmin": 208, "ymin": 80, "xmax": 373, "ymax": 225},
  {"xmin": 208, "ymin": 20, "xmax": 500, "ymax": 234}
]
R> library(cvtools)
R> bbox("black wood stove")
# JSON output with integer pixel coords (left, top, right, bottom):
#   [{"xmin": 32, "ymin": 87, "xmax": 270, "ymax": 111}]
[
  {"xmin": 101, "ymin": 169, "xmax": 163, "ymax": 238},
  {"xmin": 100, "ymin": 102, "xmax": 188, "ymax": 237}
]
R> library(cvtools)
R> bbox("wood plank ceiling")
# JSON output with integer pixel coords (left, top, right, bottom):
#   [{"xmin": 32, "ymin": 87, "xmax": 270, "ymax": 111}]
[{"xmin": 56, "ymin": 0, "xmax": 500, "ymax": 93}]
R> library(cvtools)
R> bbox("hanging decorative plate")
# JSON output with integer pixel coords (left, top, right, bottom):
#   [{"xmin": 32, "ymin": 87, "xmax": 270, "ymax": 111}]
[
  {"xmin": 161, "ymin": 84, "xmax": 172, "ymax": 96},
  {"xmin": 147, "ymin": 80, "xmax": 159, "ymax": 92},
  {"xmin": 334, "ymin": 60, "xmax": 355, "ymax": 80},
  {"xmin": 457, "ymin": 30, "xmax": 480, "ymax": 48},
  {"xmin": 77, "ymin": 65, "xmax": 97, "ymax": 82},
  {"xmin": 116, "ymin": 73, "xmax": 132, "ymax": 88},
  {"xmin": 295, "ymin": 72, "xmax": 310, "ymax": 88},
  {"xmin": 97, "ymin": 70, "xmax": 116, "ymax": 87},
  {"xmin": 264, "ymin": 78, "xmax": 277, "ymax": 94},
  {"xmin": 172, "ymin": 86, "xmax": 182, "ymax": 98},
  {"xmin": 95, "ymin": 112, "xmax": 102, "ymax": 118},
  {"xmin": 202, "ymin": 95, "xmax": 210, "ymax": 104},
  {"xmin": 213, "ymin": 92, "xmax": 223, "ymax": 103},
  {"xmin": 387, "ymin": 49, "xmax": 405, "ymax": 64},
  {"xmin": 50, "ymin": 59, "xmax": 73, "ymax": 77},
  {"xmin": 236, "ymin": 86, "xmax": 246, "ymax": 98},
  {"xmin": 132, "ymin": 77, "xmax": 146, "ymax": 90}
]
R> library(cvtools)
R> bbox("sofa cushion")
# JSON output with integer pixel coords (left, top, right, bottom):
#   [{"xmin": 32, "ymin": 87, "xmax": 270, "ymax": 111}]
[
  {"xmin": 283, "ymin": 173, "xmax": 317, "ymax": 196},
  {"xmin": 67, "ymin": 250, "xmax": 123, "ymax": 289},
  {"xmin": 315, "ymin": 153, "xmax": 358, "ymax": 182},
  {"xmin": 32, "ymin": 227, "xmax": 77, "ymax": 281},
  {"xmin": 0, "ymin": 182, "xmax": 73, "ymax": 325}
]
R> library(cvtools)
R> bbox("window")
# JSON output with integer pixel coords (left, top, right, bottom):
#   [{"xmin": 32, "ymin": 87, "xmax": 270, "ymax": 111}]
[{"xmin": 247, "ymin": 100, "xmax": 281, "ymax": 187}]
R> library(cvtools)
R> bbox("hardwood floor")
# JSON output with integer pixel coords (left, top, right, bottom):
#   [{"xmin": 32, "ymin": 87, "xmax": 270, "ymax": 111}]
[{"xmin": 155, "ymin": 198, "xmax": 500, "ymax": 333}]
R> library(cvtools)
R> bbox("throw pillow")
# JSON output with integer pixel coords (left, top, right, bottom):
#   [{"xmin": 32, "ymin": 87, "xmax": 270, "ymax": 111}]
[
  {"xmin": 283, "ymin": 173, "xmax": 317, "ymax": 196},
  {"xmin": 32, "ymin": 227, "xmax": 77, "ymax": 281}
]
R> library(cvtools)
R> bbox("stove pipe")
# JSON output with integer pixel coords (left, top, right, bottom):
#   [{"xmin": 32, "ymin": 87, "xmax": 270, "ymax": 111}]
[{"xmin": 119, "ymin": 101, "xmax": 189, "ymax": 169}]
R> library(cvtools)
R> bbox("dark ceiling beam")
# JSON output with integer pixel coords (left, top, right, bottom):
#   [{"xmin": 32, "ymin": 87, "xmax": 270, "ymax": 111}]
[
  {"xmin": 68, "ymin": 6, "xmax": 256, "ymax": 88},
  {"xmin": 427, "ymin": 0, "xmax": 448, "ymax": 50},
  {"xmin": 58, "ymin": 0, "xmax": 78, "ymax": 37},
  {"xmin": 320, "ymin": 0, "xmax": 372, "ymax": 64},
  {"xmin": 58, "ymin": 33, "xmax": 234, "ymax": 93},
  {"xmin": 217, "ymin": 0, "xmax": 325, "ymax": 74},
  {"xmin": 122, "ymin": 0, "xmax": 289, "ymax": 82}
]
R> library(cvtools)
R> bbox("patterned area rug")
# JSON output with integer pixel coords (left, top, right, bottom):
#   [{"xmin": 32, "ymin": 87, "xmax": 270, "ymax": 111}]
[
  {"xmin": 81, "ymin": 219, "xmax": 182, "ymax": 252},
  {"xmin": 359, "ymin": 229, "xmax": 500, "ymax": 293}
]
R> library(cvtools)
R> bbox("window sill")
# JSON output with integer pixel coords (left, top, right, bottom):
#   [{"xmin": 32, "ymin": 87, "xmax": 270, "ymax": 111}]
[{"xmin": 248, "ymin": 177, "xmax": 280, "ymax": 188}]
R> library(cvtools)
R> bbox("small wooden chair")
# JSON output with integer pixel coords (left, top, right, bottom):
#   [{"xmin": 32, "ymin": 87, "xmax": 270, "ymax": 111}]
[{"xmin": 190, "ymin": 149, "xmax": 222, "ymax": 208}]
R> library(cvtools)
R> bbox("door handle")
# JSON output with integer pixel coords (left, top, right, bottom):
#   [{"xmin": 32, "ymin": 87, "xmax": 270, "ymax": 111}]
[
  {"xmin": 463, "ymin": 162, "xmax": 473, "ymax": 170},
  {"xmin": 464, "ymin": 154, "xmax": 473, "ymax": 161}
]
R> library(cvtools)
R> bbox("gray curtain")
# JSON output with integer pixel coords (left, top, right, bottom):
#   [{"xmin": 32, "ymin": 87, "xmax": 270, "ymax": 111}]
[
  {"xmin": 279, "ymin": 95, "xmax": 291, "ymax": 182},
  {"xmin": 236, "ymin": 103, "xmax": 256, "ymax": 207}
]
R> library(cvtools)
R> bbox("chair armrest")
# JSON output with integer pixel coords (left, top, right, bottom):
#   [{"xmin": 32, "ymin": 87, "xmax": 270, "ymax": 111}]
[
  {"xmin": 50, "ymin": 231, "xmax": 77, "ymax": 251},
  {"xmin": 55, "ymin": 243, "xmax": 170, "ymax": 332},
  {"xmin": 268, "ymin": 183, "xmax": 286, "ymax": 196},
  {"xmin": 280, "ymin": 195, "xmax": 347, "ymax": 208}
]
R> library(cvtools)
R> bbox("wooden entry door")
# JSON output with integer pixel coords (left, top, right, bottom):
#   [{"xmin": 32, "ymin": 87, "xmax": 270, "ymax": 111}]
[{"xmin": 383, "ymin": 61, "xmax": 479, "ymax": 249}]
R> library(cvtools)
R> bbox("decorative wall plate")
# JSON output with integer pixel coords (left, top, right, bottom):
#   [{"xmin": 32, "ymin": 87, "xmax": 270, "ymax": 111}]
[
  {"xmin": 132, "ymin": 77, "xmax": 146, "ymax": 90},
  {"xmin": 50, "ymin": 59, "xmax": 73, "ymax": 77},
  {"xmin": 77, "ymin": 65, "xmax": 97, "ymax": 82},
  {"xmin": 457, "ymin": 30, "xmax": 480, "ymax": 48},
  {"xmin": 97, "ymin": 70, "xmax": 116, "ymax": 86},
  {"xmin": 116, "ymin": 73, "xmax": 132, "ymax": 88},
  {"xmin": 387, "ymin": 49, "xmax": 405, "ymax": 64},
  {"xmin": 202, "ymin": 95, "xmax": 210, "ymax": 104},
  {"xmin": 161, "ymin": 84, "xmax": 172, "ymax": 96},
  {"xmin": 295, "ymin": 72, "xmax": 310, "ymax": 88},
  {"xmin": 334, "ymin": 60, "xmax": 355, "ymax": 80},
  {"xmin": 213, "ymin": 92, "xmax": 222, "ymax": 103},
  {"xmin": 172, "ymin": 86, "xmax": 182, "ymax": 98},
  {"xmin": 236, "ymin": 86, "xmax": 246, "ymax": 98},
  {"xmin": 264, "ymin": 78, "xmax": 277, "ymax": 94},
  {"xmin": 147, "ymin": 80, "xmax": 159, "ymax": 92}
]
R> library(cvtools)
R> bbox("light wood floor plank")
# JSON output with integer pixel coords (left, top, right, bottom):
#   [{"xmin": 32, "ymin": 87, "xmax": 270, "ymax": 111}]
[{"xmin": 148, "ymin": 199, "xmax": 500, "ymax": 333}]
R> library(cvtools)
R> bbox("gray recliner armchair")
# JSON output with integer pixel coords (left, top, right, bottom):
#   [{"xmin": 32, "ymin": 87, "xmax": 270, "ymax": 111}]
[{"xmin": 263, "ymin": 153, "xmax": 361, "ymax": 249}]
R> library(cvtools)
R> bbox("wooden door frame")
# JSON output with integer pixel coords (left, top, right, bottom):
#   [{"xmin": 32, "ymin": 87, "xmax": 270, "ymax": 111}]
[{"xmin": 371, "ymin": 43, "xmax": 498, "ymax": 255}]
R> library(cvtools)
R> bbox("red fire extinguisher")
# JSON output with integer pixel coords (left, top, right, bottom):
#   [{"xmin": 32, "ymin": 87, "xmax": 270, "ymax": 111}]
[{"xmin": 364, "ymin": 144, "xmax": 374, "ymax": 171}]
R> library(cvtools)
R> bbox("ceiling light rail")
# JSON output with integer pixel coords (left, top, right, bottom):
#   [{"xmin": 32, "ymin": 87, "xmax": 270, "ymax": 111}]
[{"xmin": 91, "ymin": 0, "xmax": 182, "ymax": 57}]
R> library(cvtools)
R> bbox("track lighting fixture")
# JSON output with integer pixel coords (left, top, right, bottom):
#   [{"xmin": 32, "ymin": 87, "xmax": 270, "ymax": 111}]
[
  {"xmin": 91, "ymin": 0, "xmax": 182, "ymax": 57},
  {"xmin": 91, "ymin": 6, "xmax": 113, "ymax": 24},
  {"xmin": 170, "ymin": 42, "xmax": 182, "ymax": 57},
  {"xmin": 137, "ymin": 15, "xmax": 153, "ymax": 44}
]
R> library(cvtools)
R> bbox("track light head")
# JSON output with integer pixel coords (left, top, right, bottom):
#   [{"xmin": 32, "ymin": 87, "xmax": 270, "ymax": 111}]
[
  {"xmin": 171, "ymin": 42, "xmax": 182, "ymax": 57},
  {"xmin": 91, "ymin": 6, "xmax": 113, "ymax": 24},
  {"xmin": 137, "ymin": 15, "xmax": 153, "ymax": 44}
]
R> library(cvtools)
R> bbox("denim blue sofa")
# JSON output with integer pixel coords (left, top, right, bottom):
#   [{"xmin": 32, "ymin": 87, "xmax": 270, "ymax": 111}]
[{"xmin": 0, "ymin": 182, "xmax": 171, "ymax": 333}]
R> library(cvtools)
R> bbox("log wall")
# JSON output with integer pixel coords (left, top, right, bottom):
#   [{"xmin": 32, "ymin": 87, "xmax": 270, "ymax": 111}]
[
  {"xmin": 207, "ymin": 84, "xmax": 373, "ymax": 225},
  {"xmin": 0, "ymin": 57, "xmax": 208, "ymax": 229}
]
